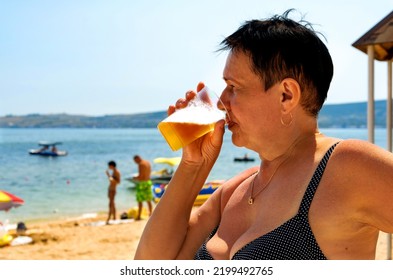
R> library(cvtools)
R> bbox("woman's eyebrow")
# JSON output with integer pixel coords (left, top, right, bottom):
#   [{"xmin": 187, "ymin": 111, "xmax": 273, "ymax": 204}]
[{"xmin": 223, "ymin": 76, "xmax": 241, "ymax": 85}]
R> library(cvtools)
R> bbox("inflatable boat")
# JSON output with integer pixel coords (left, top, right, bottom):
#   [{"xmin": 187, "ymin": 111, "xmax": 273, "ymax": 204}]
[{"xmin": 152, "ymin": 180, "xmax": 224, "ymax": 206}]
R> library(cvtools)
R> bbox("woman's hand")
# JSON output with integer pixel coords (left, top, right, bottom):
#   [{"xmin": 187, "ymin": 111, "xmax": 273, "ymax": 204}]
[
  {"xmin": 135, "ymin": 82, "xmax": 225, "ymax": 260},
  {"xmin": 167, "ymin": 82, "xmax": 225, "ymax": 167}
]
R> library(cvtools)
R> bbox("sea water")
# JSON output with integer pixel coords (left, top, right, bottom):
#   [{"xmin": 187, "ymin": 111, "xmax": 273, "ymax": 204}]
[{"xmin": 0, "ymin": 128, "xmax": 388, "ymax": 223}]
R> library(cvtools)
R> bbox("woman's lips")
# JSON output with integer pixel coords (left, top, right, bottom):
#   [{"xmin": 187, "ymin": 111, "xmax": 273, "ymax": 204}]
[{"xmin": 227, "ymin": 118, "xmax": 236, "ymax": 129}]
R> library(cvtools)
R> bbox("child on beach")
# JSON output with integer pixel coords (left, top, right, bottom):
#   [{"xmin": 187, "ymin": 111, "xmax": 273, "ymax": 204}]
[
  {"xmin": 105, "ymin": 161, "xmax": 121, "ymax": 224},
  {"xmin": 132, "ymin": 155, "xmax": 153, "ymax": 220}
]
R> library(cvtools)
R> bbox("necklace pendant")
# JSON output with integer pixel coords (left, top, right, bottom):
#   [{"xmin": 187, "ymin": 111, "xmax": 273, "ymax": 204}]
[{"xmin": 248, "ymin": 197, "xmax": 254, "ymax": 205}]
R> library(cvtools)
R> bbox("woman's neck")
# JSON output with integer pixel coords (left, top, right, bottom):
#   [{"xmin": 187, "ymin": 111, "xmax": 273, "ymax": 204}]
[{"xmin": 258, "ymin": 119, "xmax": 319, "ymax": 163}]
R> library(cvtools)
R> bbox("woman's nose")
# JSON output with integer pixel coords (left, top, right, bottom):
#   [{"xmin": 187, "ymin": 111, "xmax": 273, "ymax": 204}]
[{"xmin": 217, "ymin": 89, "xmax": 231, "ymax": 118}]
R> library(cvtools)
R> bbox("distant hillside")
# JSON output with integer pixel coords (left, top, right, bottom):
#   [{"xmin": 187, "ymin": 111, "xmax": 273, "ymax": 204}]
[
  {"xmin": 0, "ymin": 100, "xmax": 389, "ymax": 128},
  {"xmin": 318, "ymin": 100, "xmax": 386, "ymax": 128},
  {"xmin": 0, "ymin": 112, "xmax": 167, "ymax": 128}
]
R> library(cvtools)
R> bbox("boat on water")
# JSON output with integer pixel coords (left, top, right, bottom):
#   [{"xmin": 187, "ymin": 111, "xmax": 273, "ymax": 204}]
[
  {"xmin": 29, "ymin": 142, "xmax": 68, "ymax": 157},
  {"xmin": 126, "ymin": 157, "xmax": 181, "ymax": 186},
  {"xmin": 234, "ymin": 156, "xmax": 255, "ymax": 162},
  {"xmin": 152, "ymin": 180, "xmax": 224, "ymax": 206}
]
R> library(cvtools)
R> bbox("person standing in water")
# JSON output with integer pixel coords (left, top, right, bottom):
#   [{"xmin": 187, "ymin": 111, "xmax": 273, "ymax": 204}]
[
  {"xmin": 106, "ymin": 161, "xmax": 121, "ymax": 224},
  {"xmin": 133, "ymin": 155, "xmax": 153, "ymax": 220}
]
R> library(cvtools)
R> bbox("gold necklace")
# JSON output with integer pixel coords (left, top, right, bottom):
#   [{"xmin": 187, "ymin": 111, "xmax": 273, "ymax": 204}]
[
  {"xmin": 248, "ymin": 153, "xmax": 291, "ymax": 205},
  {"xmin": 247, "ymin": 134, "xmax": 311, "ymax": 205}
]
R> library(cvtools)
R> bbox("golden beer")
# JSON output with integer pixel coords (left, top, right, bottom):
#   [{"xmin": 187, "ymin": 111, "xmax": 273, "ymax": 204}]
[
  {"xmin": 157, "ymin": 121, "xmax": 215, "ymax": 151},
  {"xmin": 157, "ymin": 86, "xmax": 225, "ymax": 151}
]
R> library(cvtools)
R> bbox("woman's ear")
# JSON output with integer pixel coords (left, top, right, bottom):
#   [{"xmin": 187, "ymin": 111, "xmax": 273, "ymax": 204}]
[{"xmin": 279, "ymin": 78, "xmax": 301, "ymax": 113}]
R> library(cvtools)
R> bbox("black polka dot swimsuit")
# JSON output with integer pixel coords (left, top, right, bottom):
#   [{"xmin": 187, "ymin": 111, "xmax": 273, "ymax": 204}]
[{"xmin": 194, "ymin": 143, "xmax": 339, "ymax": 260}]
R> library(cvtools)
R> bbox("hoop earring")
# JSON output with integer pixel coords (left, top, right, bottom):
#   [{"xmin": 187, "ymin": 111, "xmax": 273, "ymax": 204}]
[{"xmin": 280, "ymin": 112, "xmax": 293, "ymax": 127}]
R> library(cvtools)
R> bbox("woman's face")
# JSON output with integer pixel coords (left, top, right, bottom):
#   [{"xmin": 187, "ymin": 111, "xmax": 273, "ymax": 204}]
[{"xmin": 219, "ymin": 50, "xmax": 282, "ymax": 152}]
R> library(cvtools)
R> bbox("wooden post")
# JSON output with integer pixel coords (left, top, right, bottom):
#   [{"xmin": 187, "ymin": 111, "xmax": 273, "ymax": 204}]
[
  {"xmin": 367, "ymin": 45, "xmax": 375, "ymax": 143},
  {"xmin": 388, "ymin": 60, "xmax": 392, "ymax": 152},
  {"xmin": 388, "ymin": 59, "xmax": 392, "ymax": 260}
]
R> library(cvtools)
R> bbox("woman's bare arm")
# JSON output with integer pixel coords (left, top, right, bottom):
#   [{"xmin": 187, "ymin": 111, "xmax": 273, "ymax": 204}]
[
  {"xmin": 335, "ymin": 140, "xmax": 393, "ymax": 233},
  {"xmin": 134, "ymin": 117, "xmax": 225, "ymax": 259}
]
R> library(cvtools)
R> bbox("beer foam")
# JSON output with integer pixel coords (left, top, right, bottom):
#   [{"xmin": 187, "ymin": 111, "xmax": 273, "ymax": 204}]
[{"xmin": 163, "ymin": 102, "xmax": 224, "ymax": 124}]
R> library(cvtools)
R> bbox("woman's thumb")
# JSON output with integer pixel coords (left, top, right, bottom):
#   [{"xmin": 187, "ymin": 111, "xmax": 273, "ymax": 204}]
[{"xmin": 211, "ymin": 119, "xmax": 225, "ymax": 146}]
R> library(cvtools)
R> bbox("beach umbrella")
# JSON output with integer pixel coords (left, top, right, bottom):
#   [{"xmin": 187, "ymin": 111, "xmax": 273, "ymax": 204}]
[{"xmin": 0, "ymin": 190, "xmax": 24, "ymax": 211}]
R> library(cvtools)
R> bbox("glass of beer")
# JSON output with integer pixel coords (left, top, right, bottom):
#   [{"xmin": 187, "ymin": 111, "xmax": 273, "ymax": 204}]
[{"xmin": 157, "ymin": 86, "xmax": 227, "ymax": 151}]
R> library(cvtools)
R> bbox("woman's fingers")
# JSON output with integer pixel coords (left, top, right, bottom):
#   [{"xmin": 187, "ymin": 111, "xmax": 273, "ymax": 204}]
[
  {"xmin": 175, "ymin": 98, "xmax": 187, "ymax": 109},
  {"xmin": 196, "ymin": 82, "xmax": 205, "ymax": 92},
  {"xmin": 167, "ymin": 105, "xmax": 176, "ymax": 116},
  {"xmin": 167, "ymin": 83, "xmax": 204, "ymax": 116},
  {"xmin": 172, "ymin": 90, "xmax": 197, "ymax": 112},
  {"xmin": 185, "ymin": 91, "xmax": 196, "ymax": 101}
]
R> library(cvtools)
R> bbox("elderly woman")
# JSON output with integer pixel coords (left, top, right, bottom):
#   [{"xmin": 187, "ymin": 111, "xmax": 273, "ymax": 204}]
[{"xmin": 135, "ymin": 12, "xmax": 393, "ymax": 260}]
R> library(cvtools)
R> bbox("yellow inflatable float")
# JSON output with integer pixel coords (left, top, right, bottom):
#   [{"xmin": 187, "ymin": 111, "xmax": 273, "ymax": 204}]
[
  {"xmin": 127, "ymin": 206, "xmax": 149, "ymax": 220},
  {"xmin": 0, "ymin": 234, "xmax": 13, "ymax": 247}
]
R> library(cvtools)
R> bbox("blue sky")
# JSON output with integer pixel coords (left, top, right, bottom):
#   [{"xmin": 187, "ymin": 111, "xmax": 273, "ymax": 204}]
[{"xmin": 0, "ymin": 0, "xmax": 392, "ymax": 116}]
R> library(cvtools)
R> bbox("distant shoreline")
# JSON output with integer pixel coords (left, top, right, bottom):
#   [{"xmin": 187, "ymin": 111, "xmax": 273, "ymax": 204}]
[{"xmin": 0, "ymin": 100, "xmax": 391, "ymax": 128}]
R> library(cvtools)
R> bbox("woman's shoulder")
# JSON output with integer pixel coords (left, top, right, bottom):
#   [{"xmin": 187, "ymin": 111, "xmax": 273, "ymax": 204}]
[
  {"xmin": 327, "ymin": 138, "xmax": 393, "ymax": 181},
  {"xmin": 332, "ymin": 138, "xmax": 390, "ymax": 160},
  {"xmin": 324, "ymin": 139, "xmax": 393, "ymax": 231}
]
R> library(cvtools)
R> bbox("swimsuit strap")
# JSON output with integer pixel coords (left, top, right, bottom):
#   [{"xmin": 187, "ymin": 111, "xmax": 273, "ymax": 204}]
[{"xmin": 298, "ymin": 142, "xmax": 340, "ymax": 215}]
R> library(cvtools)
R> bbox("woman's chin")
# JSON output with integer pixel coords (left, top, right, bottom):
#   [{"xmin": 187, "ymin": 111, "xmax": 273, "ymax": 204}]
[{"xmin": 231, "ymin": 133, "xmax": 246, "ymax": 148}]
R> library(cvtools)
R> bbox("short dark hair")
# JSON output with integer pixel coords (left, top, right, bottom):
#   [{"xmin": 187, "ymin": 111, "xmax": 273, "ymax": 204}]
[
  {"xmin": 133, "ymin": 155, "xmax": 141, "ymax": 161},
  {"xmin": 108, "ymin": 160, "xmax": 116, "ymax": 167},
  {"xmin": 219, "ymin": 9, "xmax": 334, "ymax": 116}
]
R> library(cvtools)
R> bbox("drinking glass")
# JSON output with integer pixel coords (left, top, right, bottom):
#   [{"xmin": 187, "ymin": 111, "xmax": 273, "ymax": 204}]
[{"xmin": 157, "ymin": 86, "xmax": 227, "ymax": 151}]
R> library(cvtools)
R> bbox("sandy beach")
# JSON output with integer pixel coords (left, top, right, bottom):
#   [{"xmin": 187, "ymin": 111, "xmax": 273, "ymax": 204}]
[
  {"xmin": 1, "ymin": 213, "xmax": 391, "ymax": 260},
  {"xmin": 1, "ymin": 214, "xmax": 147, "ymax": 260}
]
